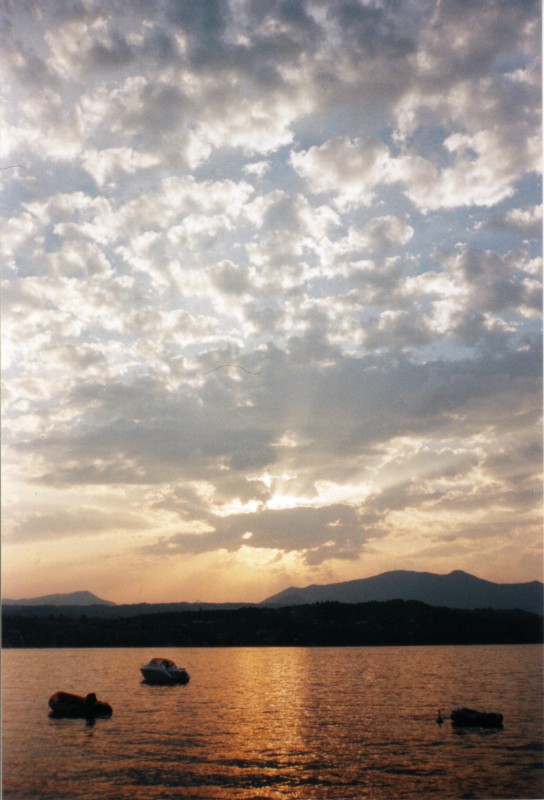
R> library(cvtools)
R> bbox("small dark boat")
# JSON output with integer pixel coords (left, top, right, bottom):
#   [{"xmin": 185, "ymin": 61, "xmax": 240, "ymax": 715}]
[
  {"xmin": 48, "ymin": 691, "xmax": 113, "ymax": 719},
  {"xmin": 450, "ymin": 706, "xmax": 503, "ymax": 728}
]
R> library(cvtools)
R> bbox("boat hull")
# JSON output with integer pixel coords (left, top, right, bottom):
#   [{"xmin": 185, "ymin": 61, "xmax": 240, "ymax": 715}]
[
  {"xmin": 451, "ymin": 707, "xmax": 503, "ymax": 728},
  {"xmin": 48, "ymin": 691, "xmax": 113, "ymax": 719},
  {"xmin": 140, "ymin": 667, "xmax": 190, "ymax": 685}
]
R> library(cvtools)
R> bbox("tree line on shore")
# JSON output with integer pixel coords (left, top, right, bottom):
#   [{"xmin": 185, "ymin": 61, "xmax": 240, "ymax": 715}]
[{"xmin": 3, "ymin": 599, "xmax": 542, "ymax": 648}]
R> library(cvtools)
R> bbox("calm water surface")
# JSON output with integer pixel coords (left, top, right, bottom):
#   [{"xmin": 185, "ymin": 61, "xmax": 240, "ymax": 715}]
[{"xmin": 2, "ymin": 645, "xmax": 543, "ymax": 799}]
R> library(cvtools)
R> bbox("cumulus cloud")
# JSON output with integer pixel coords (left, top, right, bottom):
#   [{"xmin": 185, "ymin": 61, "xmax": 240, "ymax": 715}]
[
  {"xmin": 488, "ymin": 204, "xmax": 543, "ymax": 238},
  {"xmin": 1, "ymin": 0, "xmax": 541, "ymax": 601}
]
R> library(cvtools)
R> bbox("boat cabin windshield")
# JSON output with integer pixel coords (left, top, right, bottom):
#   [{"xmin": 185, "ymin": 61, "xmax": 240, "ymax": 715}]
[{"xmin": 149, "ymin": 658, "xmax": 176, "ymax": 668}]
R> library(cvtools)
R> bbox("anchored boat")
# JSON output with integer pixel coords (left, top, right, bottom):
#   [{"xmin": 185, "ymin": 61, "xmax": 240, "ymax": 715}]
[
  {"xmin": 437, "ymin": 706, "xmax": 503, "ymax": 728},
  {"xmin": 451, "ymin": 706, "xmax": 503, "ymax": 728},
  {"xmin": 48, "ymin": 691, "xmax": 113, "ymax": 719},
  {"xmin": 140, "ymin": 657, "xmax": 190, "ymax": 684}
]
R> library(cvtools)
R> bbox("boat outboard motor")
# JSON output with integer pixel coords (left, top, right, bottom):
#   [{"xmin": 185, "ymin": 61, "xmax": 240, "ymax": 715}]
[{"xmin": 84, "ymin": 693, "xmax": 97, "ymax": 716}]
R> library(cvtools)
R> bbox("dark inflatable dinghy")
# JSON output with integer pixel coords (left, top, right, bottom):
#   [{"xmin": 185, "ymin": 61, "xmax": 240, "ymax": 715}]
[
  {"xmin": 450, "ymin": 706, "xmax": 503, "ymax": 728},
  {"xmin": 48, "ymin": 691, "xmax": 113, "ymax": 719}
]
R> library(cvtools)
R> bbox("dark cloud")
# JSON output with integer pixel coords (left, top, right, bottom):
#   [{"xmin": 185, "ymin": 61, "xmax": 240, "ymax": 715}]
[
  {"xmin": 147, "ymin": 503, "xmax": 364, "ymax": 565},
  {"xmin": 210, "ymin": 261, "xmax": 252, "ymax": 296},
  {"xmin": 326, "ymin": 0, "xmax": 419, "ymax": 59},
  {"xmin": 15, "ymin": 335, "xmax": 539, "ymax": 502},
  {"xmin": 89, "ymin": 28, "xmax": 135, "ymax": 68},
  {"xmin": 449, "ymin": 249, "xmax": 542, "ymax": 315}
]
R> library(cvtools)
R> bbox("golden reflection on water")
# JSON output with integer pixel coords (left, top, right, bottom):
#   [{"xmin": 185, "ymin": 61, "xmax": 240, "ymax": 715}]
[{"xmin": 2, "ymin": 645, "xmax": 543, "ymax": 799}]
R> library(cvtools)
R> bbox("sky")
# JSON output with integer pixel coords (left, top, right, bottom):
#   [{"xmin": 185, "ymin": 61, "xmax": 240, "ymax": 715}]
[{"xmin": 1, "ymin": 0, "xmax": 542, "ymax": 605}]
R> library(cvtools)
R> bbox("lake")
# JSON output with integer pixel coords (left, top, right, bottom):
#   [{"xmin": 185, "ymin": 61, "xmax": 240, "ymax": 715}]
[{"xmin": 2, "ymin": 645, "xmax": 543, "ymax": 799}]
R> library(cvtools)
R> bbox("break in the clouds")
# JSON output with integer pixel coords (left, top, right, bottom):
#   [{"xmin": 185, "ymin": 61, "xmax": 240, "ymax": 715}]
[{"xmin": 1, "ymin": 0, "xmax": 541, "ymax": 603}]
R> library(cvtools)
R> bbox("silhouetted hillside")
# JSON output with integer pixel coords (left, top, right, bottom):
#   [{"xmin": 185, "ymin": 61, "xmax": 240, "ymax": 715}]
[
  {"xmin": 3, "ymin": 590, "xmax": 115, "ymax": 607},
  {"xmin": 5, "ymin": 571, "xmax": 541, "ymax": 616},
  {"xmin": 3, "ymin": 600, "xmax": 542, "ymax": 648},
  {"xmin": 1, "ymin": 601, "xmax": 249, "ymax": 619},
  {"xmin": 262, "ymin": 570, "xmax": 544, "ymax": 615}
]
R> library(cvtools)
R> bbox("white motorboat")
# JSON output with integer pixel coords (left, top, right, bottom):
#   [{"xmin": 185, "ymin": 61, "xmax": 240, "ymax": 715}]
[{"xmin": 140, "ymin": 657, "xmax": 190, "ymax": 684}]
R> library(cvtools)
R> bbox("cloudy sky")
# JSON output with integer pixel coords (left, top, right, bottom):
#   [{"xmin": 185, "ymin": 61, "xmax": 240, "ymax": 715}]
[{"xmin": 1, "ymin": 0, "xmax": 542, "ymax": 604}]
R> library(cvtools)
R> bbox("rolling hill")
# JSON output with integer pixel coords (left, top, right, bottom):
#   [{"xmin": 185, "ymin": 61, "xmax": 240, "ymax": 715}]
[
  {"xmin": 261, "ymin": 570, "xmax": 544, "ymax": 615},
  {"xmin": 4, "ymin": 571, "xmax": 542, "ymax": 616},
  {"xmin": 2, "ymin": 590, "xmax": 115, "ymax": 607}
]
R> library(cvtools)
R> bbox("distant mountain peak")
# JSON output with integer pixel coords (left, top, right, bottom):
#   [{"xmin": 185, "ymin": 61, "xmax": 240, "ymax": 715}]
[
  {"xmin": 261, "ymin": 569, "xmax": 543, "ymax": 615},
  {"xmin": 3, "ymin": 590, "xmax": 115, "ymax": 607}
]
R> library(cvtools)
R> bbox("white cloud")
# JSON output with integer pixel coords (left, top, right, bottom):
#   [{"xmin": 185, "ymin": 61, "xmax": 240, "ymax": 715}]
[
  {"xmin": 502, "ymin": 204, "xmax": 543, "ymax": 237},
  {"xmin": 1, "ymin": 0, "xmax": 541, "ymax": 600},
  {"xmin": 81, "ymin": 147, "xmax": 160, "ymax": 187},
  {"xmin": 290, "ymin": 137, "xmax": 392, "ymax": 208}
]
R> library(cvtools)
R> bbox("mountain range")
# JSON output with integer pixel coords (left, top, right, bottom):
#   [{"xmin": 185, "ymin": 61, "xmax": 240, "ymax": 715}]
[
  {"xmin": 3, "ymin": 571, "xmax": 543, "ymax": 616},
  {"xmin": 261, "ymin": 570, "xmax": 543, "ymax": 615}
]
